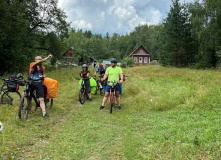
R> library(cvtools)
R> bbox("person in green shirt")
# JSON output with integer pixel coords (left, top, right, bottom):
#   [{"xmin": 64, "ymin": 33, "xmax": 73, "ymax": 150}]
[{"xmin": 100, "ymin": 58, "xmax": 123, "ymax": 110}]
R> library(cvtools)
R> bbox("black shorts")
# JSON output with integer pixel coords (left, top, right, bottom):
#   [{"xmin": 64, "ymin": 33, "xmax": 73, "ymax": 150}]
[
  {"xmin": 84, "ymin": 80, "xmax": 91, "ymax": 93},
  {"xmin": 106, "ymin": 83, "xmax": 120, "ymax": 92},
  {"xmin": 31, "ymin": 81, "xmax": 45, "ymax": 98}
]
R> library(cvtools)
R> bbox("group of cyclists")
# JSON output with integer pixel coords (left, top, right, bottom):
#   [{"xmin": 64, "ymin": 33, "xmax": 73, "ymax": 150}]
[
  {"xmin": 80, "ymin": 58, "xmax": 124, "ymax": 110},
  {"xmin": 25, "ymin": 54, "xmax": 124, "ymax": 120}
]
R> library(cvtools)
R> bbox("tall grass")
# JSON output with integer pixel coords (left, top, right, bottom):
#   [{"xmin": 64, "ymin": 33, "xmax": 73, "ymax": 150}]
[{"xmin": 0, "ymin": 65, "xmax": 221, "ymax": 159}]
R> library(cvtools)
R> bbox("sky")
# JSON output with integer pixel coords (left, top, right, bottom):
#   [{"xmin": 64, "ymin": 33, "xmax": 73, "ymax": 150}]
[{"xmin": 58, "ymin": 0, "xmax": 196, "ymax": 36}]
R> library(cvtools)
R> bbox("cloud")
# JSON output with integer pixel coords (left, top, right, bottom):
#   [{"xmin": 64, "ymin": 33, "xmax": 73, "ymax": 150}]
[
  {"xmin": 58, "ymin": 0, "xmax": 194, "ymax": 35},
  {"xmin": 73, "ymin": 20, "xmax": 93, "ymax": 30}
]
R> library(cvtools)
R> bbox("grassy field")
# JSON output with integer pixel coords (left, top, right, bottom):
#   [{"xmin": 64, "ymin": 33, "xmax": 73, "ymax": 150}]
[{"xmin": 0, "ymin": 65, "xmax": 221, "ymax": 159}]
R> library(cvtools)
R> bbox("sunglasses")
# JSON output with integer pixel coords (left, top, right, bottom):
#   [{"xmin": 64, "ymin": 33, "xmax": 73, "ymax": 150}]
[{"xmin": 35, "ymin": 58, "xmax": 42, "ymax": 60}]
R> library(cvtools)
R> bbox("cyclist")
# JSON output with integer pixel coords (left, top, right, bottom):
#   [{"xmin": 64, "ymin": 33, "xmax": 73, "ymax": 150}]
[
  {"xmin": 99, "ymin": 58, "xmax": 123, "ymax": 110},
  {"xmin": 80, "ymin": 64, "xmax": 92, "ymax": 101},
  {"xmin": 29, "ymin": 54, "xmax": 52, "ymax": 120},
  {"xmin": 94, "ymin": 63, "xmax": 107, "ymax": 93}
]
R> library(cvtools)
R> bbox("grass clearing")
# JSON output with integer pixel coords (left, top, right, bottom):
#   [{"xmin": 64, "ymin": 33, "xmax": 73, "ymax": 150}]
[{"xmin": 0, "ymin": 65, "xmax": 221, "ymax": 159}]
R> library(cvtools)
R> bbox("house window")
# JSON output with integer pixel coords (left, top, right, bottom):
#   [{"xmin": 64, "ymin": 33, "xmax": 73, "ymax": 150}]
[
  {"xmin": 139, "ymin": 57, "xmax": 143, "ymax": 63},
  {"xmin": 144, "ymin": 57, "xmax": 148, "ymax": 63},
  {"xmin": 134, "ymin": 57, "xmax": 137, "ymax": 63}
]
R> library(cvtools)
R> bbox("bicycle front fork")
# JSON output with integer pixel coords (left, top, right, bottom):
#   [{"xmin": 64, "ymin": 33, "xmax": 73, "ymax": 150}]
[{"xmin": 109, "ymin": 89, "xmax": 116, "ymax": 103}]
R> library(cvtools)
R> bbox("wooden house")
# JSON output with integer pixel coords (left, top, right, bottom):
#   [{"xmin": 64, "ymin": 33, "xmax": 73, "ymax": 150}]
[
  {"xmin": 63, "ymin": 50, "xmax": 74, "ymax": 63},
  {"xmin": 129, "ymin": 45, "xmax": 151, "ymax": 65}
]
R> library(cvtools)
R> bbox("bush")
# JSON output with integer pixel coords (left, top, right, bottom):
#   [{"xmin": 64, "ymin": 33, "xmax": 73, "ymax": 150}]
[
  {"xmin": 150, "ymin": 60, "xmax": 158, "ymax": 65},
  {"xmin": 120, "ymin": 57, "xmax": 135, "ymax": 68}
]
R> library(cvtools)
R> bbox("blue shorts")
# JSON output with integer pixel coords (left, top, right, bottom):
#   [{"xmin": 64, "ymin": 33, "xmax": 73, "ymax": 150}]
[{"xmin": 106, "ymin": 83, "xmax": 120, "ymax": 92}]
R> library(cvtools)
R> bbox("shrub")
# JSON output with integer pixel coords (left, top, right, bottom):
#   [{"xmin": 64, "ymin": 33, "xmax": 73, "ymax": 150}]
[
  {"xmin": 120, "ymin": 57, "xmax": 135, "ymax": 68},
  {"xmin": 150, "ymin": 60, "xmax": 158, "ymax": 65}
]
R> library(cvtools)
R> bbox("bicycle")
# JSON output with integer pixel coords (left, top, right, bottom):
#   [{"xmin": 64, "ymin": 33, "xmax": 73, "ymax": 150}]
[
  {"xmin": 0, "ymin": 78, "xmax": 22, "ymax": 105},
  {"xmin": 93, "ymin": 75, "xmax": 103, "ymax": 96},
  {"xmin": 108, "ymin": 81, "xmax": 119, "ymax": 114},
  {"xmin": 18, "ymin": 80, "xmax": 53, "ymax": 120},
  {"xmin": 76, "ymin": 78, "xmax": 90, "ymax": 104}
]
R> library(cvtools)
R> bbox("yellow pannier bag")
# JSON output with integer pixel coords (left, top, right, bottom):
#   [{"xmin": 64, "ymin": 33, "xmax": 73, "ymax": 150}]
[{"xmin": 42, "ymin": 77, "xmax": 59, "ymax": 98}]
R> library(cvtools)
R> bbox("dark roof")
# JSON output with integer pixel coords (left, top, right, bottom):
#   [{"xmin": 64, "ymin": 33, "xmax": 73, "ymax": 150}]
[{"xmin": 129, "ymin": 45, "xmax": 151, "ymax": 57}]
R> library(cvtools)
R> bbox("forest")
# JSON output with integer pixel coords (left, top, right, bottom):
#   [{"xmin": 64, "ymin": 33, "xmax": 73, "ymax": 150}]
[{"xmin": 0, "ymin": 0, "xmax": 221, "ymax": 75}]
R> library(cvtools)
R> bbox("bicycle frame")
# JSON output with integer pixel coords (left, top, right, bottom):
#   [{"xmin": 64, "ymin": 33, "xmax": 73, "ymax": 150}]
[
  {"xmin": 107, "ymin": 81, "xmax": 119, "ymax": 113},
  {"xmin": 19, "ymin": 80, "xmax": 53, "ymax": 119},
  {"xmin": 77, "ymin": 78, "xmax": 89, "ymax": 104}
]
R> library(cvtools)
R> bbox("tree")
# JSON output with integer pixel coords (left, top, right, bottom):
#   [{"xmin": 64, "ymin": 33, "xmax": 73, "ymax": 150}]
[
  {"xmin": 0, "ymin": 0, "xmax": 70, "ymax": 75},
  {"xmin": 159, "ymin": 0, "xmax": 196, "ymax": 67}
]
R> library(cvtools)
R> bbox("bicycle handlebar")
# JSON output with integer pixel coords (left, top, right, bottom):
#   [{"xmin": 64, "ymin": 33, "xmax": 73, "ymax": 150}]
[
  {"xmin": 107, "ymin": 81, "xmax": 119, "ymax": 84},
  {"xmin": 76, "ymin": 78, "xmax": 91, "ymax": 80}
]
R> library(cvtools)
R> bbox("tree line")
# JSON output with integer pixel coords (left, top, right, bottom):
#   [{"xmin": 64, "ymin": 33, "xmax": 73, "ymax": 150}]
[{"xmin": 1, "ymin": 0, "xmax": 221, "ymax": 75}]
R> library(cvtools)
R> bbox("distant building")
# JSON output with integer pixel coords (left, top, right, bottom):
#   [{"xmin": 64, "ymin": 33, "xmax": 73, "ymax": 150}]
[
  {"xmin": 103, "ymin": 60, "xmax": 111, "ymax": 67},
  {"xmin": 63, "ymin": 50, "xmax": 74, "ymax": 63},
  {"xmin": 129, "ymin": 45, "xmax": 151, "ymax": 65}
]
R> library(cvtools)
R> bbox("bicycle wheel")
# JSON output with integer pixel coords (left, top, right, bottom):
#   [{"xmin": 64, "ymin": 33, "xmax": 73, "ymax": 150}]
[
  {"xmin": 1, "ymin": 91, "xmax": 21, "ymax": 105},
  {"xmin": 49, "ymin": 99, "xmax": 53, "ymax": 110},
  {"xmin": 110, "ymin": 92, "xmax": 114, "ymax": 114},
  {"xmin": 18, "ymin": 94, "xmax": 30, "ymax": 120},
  {"xmin": 79, "ymin": 88, "xmax": 86, "ymax": 104}
]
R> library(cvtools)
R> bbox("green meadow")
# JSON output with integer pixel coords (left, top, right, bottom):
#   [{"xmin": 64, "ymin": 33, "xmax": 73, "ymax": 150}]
[{"xmin": 0, "ymin": 65, "xmax": 221, "ymax": 159}]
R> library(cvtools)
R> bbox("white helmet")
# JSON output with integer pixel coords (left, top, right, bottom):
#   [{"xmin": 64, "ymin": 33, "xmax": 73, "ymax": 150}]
[{"xmin": 0, "ymin": 122, "xmax": 3, "ymax": 133}]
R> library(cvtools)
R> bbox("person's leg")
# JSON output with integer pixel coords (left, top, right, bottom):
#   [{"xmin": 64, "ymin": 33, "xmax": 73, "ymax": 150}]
[
  {"xmin": 86, "ymin": 80, "xmax": 91, "ymax": 99},
  {"xmin": 103, "ymin": 85, "xmax": 106, "ymax": 94},
  {"xmin": 35, "ymin": 82, "xmax": 49, "ymax": 119},
  {"xmin": 102, "ymin": 92, "xmax": 109, "ymax": 106},
  {"xmin": 100, "ymin": 85, "xmax": 110, "ymax": 110},
  {"xmin": 116, "ymin": 91, "xmax": 120, "ymax": 106},
  {"xmin": 115, "ymin": 84, "xmax": 121, "ymax": 109},
  {"xmin": 119, "ymin": 83, "xmax": 122, "ymax": 95},
  {"xmin": 39, "ymin": 97, "xmax": 46, "ymax": 113}
]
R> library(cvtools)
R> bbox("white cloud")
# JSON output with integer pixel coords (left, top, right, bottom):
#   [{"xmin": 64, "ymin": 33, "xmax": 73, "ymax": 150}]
[
  {"xmin": 58, "ymin": 0, "xmax": 195, "ymax": 35},
  {"xmin": 73, "ymin": 20, "xmax": 93, "ymax": 30},
  {"xmin": 150, "ymin": 9, "xmax": 162, "ymax": 25}
]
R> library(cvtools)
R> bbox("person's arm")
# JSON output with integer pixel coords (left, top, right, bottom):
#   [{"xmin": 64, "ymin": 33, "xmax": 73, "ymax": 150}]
[
  {"xmin": 101, "ymin": 73, "xmax": 108, "ymax": 81},
  {"xmin": 94, "ymin": 67, "xmax": 100, "ymax": 76},
  {"xmin": 86, "ymin": 71, "xmax": 90, "ymax": 78},
  {"xmin": 80, "ymin": 71, "xmax": 83, "ymax": 78},
  {"xmin": 33, "ymin": 54, "xmax": 52, "ymax": 67},
  {"xmin": 119, "ymin": 73, "xmax": 123, "ymax": 84}
]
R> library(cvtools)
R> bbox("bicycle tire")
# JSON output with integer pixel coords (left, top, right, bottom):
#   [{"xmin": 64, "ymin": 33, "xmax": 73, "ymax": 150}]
[
  {"xmin": 1, "ymin": 91, "xmax": 21, "ymax": 105},
  {"xmin": 79, "ymin": 88, "xmax": 86, "ymax": 104},
  {"xmin": 110, "ymin": 92, "xmax": 114, "ymax": 114},
  {"xmin": 49, "ymin": 99, "xmax": 53, "ymax": 110},
  {"xmin": 18, "ymin": 94, "xmax": 29, "ymax": 120}
]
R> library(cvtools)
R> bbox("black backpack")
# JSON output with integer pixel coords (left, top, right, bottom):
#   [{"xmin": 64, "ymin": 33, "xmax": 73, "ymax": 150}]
[
  {"xmin": 29, "ymin": 66, "xmax": 44, "ymax": 80},
  {"xmin": 7, "ymin": 75, "xmax": 19, "ymax": 92}
]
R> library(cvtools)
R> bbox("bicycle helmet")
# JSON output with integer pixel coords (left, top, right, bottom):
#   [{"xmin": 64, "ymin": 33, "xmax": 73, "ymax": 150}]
[
  {"xmin": 0, "ymin": 122, "xmax": 3, "ymax": 133},
  {"xmin": 82, "ymin": 64, "xmax": 88, "ymax": 68},
  {"xmin": 82, "ymin": 64, "xmax": 88, "ymax": 71},
  {"xmin": 110, "ymin": 58, "xmax": 117, "ymax": 63}
]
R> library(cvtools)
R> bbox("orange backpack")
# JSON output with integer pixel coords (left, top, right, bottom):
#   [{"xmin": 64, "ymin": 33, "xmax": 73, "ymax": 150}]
[{"xmin": 42, "ymin": 78, "xmax": 59, "ymax": 98}]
